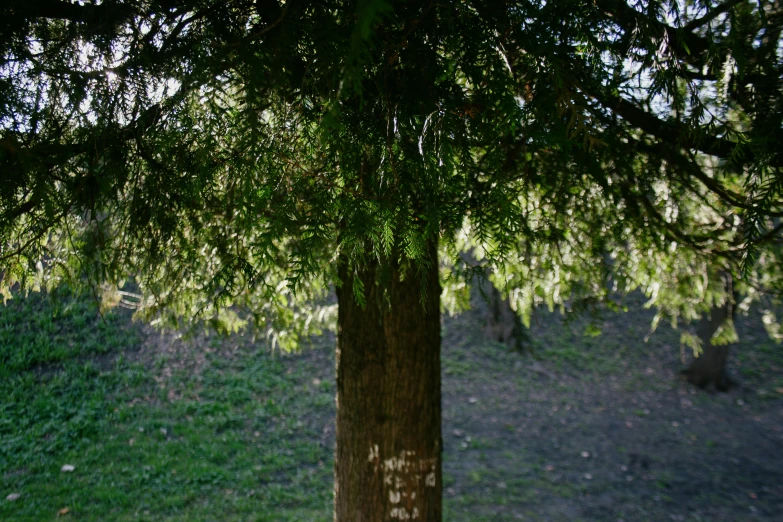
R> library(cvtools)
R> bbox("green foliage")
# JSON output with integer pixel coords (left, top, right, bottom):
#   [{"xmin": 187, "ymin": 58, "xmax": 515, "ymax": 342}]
[
  {"xmin": 0, "ymin": 0, "xmax": 781, "ymax": 342},
  {"xmin": 680, "ymin": 331, "xmax": 704, "ymax": 359}
]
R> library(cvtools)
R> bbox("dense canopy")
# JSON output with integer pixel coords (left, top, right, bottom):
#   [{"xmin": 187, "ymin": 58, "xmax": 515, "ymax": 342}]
[{"xmin": 2, "ymin": 0, "xmax": 781, "ymax": 322}]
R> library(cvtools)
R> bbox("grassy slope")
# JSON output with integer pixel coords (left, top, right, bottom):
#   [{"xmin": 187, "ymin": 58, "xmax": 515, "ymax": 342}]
[
  {"xmin": 1, "ymin": 291, "xmax": 782, "ymax": 521},
  {"xmin": 1, "ymin": 292, "xmax": 333, "ymax": 521}
]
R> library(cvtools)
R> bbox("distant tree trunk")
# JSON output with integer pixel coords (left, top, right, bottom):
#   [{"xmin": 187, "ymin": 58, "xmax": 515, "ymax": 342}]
[
  {"xmin": 480, "ymin": 279, "xmax": 528, "ymax": 352},
  {"xmin": 682, "ymin": 274, "xmax": 734, "ymax": 392},
  {"xmin": 462, "ymin": 249, "xmax": 528, "ymax": 351},
  {"xmin": 335, "ymin": 243, "xmax": 442, "ymax": 521}
]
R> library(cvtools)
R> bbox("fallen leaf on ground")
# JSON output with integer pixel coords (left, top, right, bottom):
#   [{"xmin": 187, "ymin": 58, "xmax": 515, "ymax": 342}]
[
  {"xmin": 57, "ymin": 507, "xmax": 70, "ymax": 516},
  {"xmin": 60, "ymin": 465, "xmax": 75, "ymax": 473},
  {"xmin": 6, "ymin": 493, "xmax": 20, "ymax": 501}
]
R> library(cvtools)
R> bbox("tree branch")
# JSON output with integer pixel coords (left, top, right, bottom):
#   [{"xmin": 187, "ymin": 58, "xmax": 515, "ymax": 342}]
[
  {"xmin": 9, "ymin": 0, "xmax": 135, "ymax": 26},
  {"xmin": 596, "ymin": 0, "xmax": 711, "ymax": 64},
  {"xmin": 1, "ymin": 103, "xmax": 162, "ymax": 223},
  {"xmin": 684, "ymin": 0, "xmax": 744, "ymax": 31},
  {"xmin": 590, "ymin": 89, "xmax": 760, "ymax": 165}
]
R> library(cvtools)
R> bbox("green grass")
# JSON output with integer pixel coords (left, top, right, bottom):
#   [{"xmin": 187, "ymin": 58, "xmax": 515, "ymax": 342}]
[
  {"xmin": 3, "ymin": 290, "xmax": 782, "ymax": 521},
  {"xmin": 0, "ymin": 291, "xmax": 333, "ymax": 521},
  {"xmin": 530, "ymin": 317, "xmax": 632, "ymax": 376},
  {"xmin": 735, "ymin": 338, "xmax": 783, "ymax": 399},
  {"xmin": 0, "ymin": 289, "xmax": 135, "ymax": 375}
]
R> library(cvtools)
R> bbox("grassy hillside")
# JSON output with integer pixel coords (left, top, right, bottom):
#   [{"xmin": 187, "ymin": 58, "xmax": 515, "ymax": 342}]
[{"xmin": 1, "ymin": 290, "xmax": 782, "ymax": 521}]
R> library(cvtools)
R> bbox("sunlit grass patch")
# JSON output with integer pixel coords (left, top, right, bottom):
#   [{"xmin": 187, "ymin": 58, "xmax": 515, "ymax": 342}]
[{"xmin": 0, "ymin": 288, "xmax": 137, "ymax": 375}]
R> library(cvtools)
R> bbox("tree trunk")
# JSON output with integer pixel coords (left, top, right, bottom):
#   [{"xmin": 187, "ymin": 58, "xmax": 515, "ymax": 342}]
[
  {"xmin": 462, "ymin": 249, "xmax": 528, "ymax": 352},
  {"xmin": 682, "ymin": 275, "xmax": 734, "ymax": 392},
  {"xmin": 482, "ymin": 282, "xmax": 528, "ymax": 352},
  {"xmin": 334, "ymin": 244, "xmax": 442, "ymax": 521}
]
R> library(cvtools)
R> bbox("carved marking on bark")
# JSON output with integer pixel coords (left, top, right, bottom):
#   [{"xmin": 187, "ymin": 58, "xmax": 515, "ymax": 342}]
[
  {"xmin": 367, "ymin": 448, "xmax": 438, "ymax": 520},
  {"xmin": 369, "ymin": 444, "xmax": 379, "ymax": 463}
]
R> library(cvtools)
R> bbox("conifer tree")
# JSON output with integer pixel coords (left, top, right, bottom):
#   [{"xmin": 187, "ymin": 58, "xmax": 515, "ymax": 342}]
[{"xmin": 2, "ymin": 1, "xmax": 781, "ymax": 519}]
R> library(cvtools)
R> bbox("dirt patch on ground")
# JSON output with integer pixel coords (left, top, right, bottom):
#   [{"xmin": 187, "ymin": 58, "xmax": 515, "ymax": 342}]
[{"xmin": 440, "ymin": 292, "xmax": 783, "ymax": 521}]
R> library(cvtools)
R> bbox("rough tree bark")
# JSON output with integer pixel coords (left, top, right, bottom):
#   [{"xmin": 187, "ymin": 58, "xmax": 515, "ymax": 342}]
[
  {"xmin": 682, "ymin": 274, "xmax": 735, "ymax": 391},
  {"xmin": 334, "ymin": 243, "xmax": 442, "ymax": 521}
]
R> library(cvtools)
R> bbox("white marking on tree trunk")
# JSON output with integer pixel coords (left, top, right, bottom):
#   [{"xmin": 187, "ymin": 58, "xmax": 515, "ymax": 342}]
[
  {"xmin": 368, "ymin": 444, "xmax": 379, "ymax": 464},
  {"xmin": 370, "ymin": 448, "xmax": 436, "ymax": 519}
]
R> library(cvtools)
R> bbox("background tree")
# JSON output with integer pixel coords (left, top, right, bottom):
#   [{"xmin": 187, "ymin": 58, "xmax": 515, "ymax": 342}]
[
  {"xmin": 468, "ymin": 155, "xmax": 783, "ymax": 391},
  {"xmin": 1, "ymin": 1, "xmax": 781, "ymax": 520}
]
